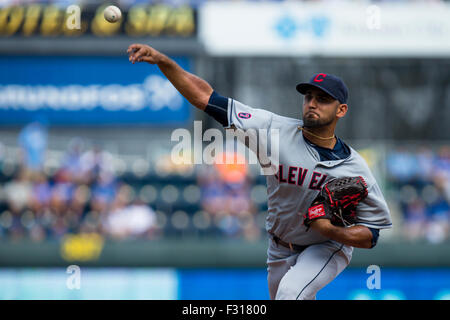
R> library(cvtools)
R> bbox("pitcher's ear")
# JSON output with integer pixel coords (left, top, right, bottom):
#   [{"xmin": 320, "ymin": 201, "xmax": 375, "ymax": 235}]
[{"xmin": 337, "ymin": 104, "xmax": 348, "ymax": 119}]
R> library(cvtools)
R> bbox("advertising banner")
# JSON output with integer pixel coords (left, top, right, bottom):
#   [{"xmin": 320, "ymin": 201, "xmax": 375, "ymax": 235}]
[
  {"xmin": 199, "ymin": 2, "xmax": 450, "ymax": 57},
  {"xmin": 0, "ymin": 3, "xmax": 196, "ymax": 38},
  {"xmin": 0, "ymin": 267, "xmax": 449, "ymax": 299},
  {"xmin": 0, "ymin": 56, "xmax": 192, "ymax": 126},
  {"xmin": 0, "ymin": 268, "xmax": 178, "ymax": 299}
]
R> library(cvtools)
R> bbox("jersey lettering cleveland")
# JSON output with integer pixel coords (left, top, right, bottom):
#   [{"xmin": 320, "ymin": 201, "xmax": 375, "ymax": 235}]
[{"xmin": 211, "ymin": 93, "xmax": 392, "ymax": 246}]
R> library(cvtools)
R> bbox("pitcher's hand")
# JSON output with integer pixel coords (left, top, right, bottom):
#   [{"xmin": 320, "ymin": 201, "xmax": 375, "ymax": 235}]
[{"xmin": 127, "ymin": 44, "xmax": 162, "ymax": 64}]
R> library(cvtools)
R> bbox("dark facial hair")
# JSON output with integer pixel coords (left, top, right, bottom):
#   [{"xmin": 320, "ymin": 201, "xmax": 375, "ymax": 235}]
[{"xmin": 303, "ymin": 113, "xmax": 335, "ymax": 128}]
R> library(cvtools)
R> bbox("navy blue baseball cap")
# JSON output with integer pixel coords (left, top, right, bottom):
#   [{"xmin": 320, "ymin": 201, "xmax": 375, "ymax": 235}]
[{"xmin": 296, "ymin": 73, "xmax": 348, "ymax": 104}]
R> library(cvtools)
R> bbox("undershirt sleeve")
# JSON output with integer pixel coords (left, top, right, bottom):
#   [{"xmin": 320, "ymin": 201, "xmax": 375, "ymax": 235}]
[
  {"xmin": 368, "ymin": 227, "xmax": 380, "ymax": 248},
  {"xmin": 204, "ymin": 91, "xmax": 229, "ymax": 127}
]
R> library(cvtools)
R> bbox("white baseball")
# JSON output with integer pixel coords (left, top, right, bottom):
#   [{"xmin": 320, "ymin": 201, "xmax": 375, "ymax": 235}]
[{"xmin": 104, "ymin": 5, "xmax": 122, "ymax": 23}]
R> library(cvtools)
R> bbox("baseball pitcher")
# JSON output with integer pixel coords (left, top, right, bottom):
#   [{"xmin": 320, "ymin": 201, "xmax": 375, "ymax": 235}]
[{"xmin": 127, "ymin": 44, "xmax": 393, "ymax": 300}]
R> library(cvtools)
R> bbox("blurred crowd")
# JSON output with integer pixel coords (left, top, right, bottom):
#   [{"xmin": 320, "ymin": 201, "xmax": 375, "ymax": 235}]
[
  {"xmin": 0, "ymin": 123, "xmax": 265, "ymax": 242},
  {"xmin": 0, "ymin": 122, "xmax": 449, "ymax": 244},
  {"xmin": 0, "ymin": 135, "xmax": 157, "ymax": 241},
  {"xmin": 386, "ymin": 145, "xmax": 450, "ymax": 243}
]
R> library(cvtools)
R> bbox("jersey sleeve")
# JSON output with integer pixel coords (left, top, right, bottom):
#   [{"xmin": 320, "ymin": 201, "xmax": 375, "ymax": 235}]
[
  {"xmin": 204, "ymin": 91, "xmax": 278, "ymax": 175},
  {"xmin": 204, "ymin": 91, "xmax": 274, "ymax": 131},
  {"xmin": 227, "ymin": 98, "xmax": 274, "ymax": 131},
  {"xmin": 355, "ymin": 182, "xmax": 393, "ymax": 230}
]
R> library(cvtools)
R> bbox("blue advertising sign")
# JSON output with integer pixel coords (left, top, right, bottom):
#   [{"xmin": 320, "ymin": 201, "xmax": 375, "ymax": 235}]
[
  {"xmin": 177, "ymin": 268, "xmax": 450, "ymax": 300},
  {"xmin": 0, "ymin": 267, "xmax": 449, "ymax": 299},
  {"xmin": 0, "ymin": 56, "xmax": 192, "ymax": 126}
]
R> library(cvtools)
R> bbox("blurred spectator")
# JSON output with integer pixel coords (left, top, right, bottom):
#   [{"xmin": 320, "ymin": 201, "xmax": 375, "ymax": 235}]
[
  {"xmin": 198, "ymin": 150, "xmax": 259, "ymax": 240},
  {"xmin": 4, "ymin": 169, "xmax": 32, "ymax": 214},
  {"xmin": 386, "ymin": 147, "xmax": 419, "ymax": 183},
  {"xmin": 387, "ymin": 144, "xmax": 450, "ymax": 244},
  {"xmin": 402, "ymin": 197, "xmax": 427, "ymax": 240},
  {"xmin": 80, "ymin": 145, "xmax": 115, "ymax": 184},
  {"xmin": 433, "ymin": 146, "xmax": 450, "ymax": 202},
  {"xmin": 102, "ymin": 184, "xmax": 157, "ymax": 239},
  {"xmin": 90, "ymin": 171, "xmax": 117, "ymax": 213},
  {"xmin": 29, "ymin": 172, "xmax": 52, "ymax": 213},
  {"xmin": 18, "ymin": 122, "xmax": 47, "ymax": 173},
  {"xmin": 60, "ymin": 137, "xmax": 87, "ymax": 184}
]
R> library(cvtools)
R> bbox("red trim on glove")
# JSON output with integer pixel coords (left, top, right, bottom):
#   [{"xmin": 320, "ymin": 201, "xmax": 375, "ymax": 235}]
[{"xmin": 307, "ymin": 204, "xmax": 326, "ymax": 219}]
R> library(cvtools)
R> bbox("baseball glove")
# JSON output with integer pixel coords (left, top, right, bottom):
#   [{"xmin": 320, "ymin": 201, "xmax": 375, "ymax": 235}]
[{"xmin": 303, "ymin": 176, "xmax": 368, "ymax": 229}]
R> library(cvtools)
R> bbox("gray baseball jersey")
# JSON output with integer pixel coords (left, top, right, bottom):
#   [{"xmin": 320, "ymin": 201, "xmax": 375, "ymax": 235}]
[
  {"xmin": 221, "ymin": 96, "xmax": 393, "ymax": 245},
  {"xmin": 205, "ymin": 91, "xmax": 392, "ymax": 300}
]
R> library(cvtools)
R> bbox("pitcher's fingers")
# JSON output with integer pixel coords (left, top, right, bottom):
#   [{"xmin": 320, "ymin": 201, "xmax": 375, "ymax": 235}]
[
  {"xmin": 127, "ymin": 44, "xmax": 144, "ymax": 55},
  {"xmin": 132, "ymin": 47, "xmax": 147, "ymax": 62},
  {"xmin": 128, "ymin": 50, "xmax": 139, "ymax": 61},
  {"xmin": 127, "ymin": 44, "xmax": 141, "ymax": 53}
]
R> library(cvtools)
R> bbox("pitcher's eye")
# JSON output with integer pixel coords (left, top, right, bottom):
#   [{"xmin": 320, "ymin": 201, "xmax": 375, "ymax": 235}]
[{"xmin": 317, "ymin": 96, "xmax": 331, "ymax": 103}]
